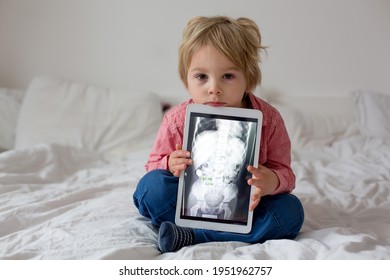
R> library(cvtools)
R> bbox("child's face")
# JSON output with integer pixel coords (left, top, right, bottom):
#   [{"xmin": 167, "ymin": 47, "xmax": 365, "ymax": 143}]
[{"xmin": 186, "ymin": 45, "xmax": 248, "ymax": 108}]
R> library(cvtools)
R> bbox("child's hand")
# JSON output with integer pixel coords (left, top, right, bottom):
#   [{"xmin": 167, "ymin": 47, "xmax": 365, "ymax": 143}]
[
  {"xmin": 247, "ymin": 165, "xmax": 279, "ymax": 211},
  {"xmin": 168, "ymin": 144, "xmax": 193, "ymax": 177}
]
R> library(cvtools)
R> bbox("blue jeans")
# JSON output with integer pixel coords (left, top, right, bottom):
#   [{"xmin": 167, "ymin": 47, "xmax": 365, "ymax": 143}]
[{"xmin": 133, "ymin": 169, "xmax": 304, "ymax": 244}]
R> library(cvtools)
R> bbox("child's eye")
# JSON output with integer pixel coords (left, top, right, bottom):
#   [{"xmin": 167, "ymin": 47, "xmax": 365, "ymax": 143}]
[
  {"xmin": 223, "ymin": 73, "xmax": 235, "ymax": 80},
  {"xmin": 195, "ymin": 74, "xmax": 208, "ymax": 81}
]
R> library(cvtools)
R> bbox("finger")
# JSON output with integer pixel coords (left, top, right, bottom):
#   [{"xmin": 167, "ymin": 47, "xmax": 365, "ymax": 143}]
[
  {"xmin": 247, "ymin": 177, "xmax": 263, "ymax": 187},
  {"xmin": 170, "ymin": 164, "xmax": 184, "ymax": 176},
  {"xmin": 171, "ymin": 160, "xmax": 193, "ymax": 176},
  {"xmin": 249, "ymin": 197, "xmax": 260, "ymax": 211},
  {"xmin": 252, "ymin": 186, "xmax": 262, "ymax": 200},
  {"xmin": 172, "ymin": 165, "xmax": 187, "ymax": 176},
  {"xmin": 247, "ymin": 165, "xmax": 263, "ymax": 177},
  {"xmin": 172, "ymin": 157, "xmax": 192, "ymax": 166},
  {"xmin": 172, "ymin": 149, "xmax": 191, "ymax": 159},
  {"xmin": 175, "ymin": 143, "xmax": 182, "ymax": 150},
  {"xmin": 249, "ymin": 187, "xmax": 262, "ymax": 211}
]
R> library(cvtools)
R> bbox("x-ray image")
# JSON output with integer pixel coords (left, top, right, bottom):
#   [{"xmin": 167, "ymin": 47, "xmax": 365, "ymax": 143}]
[{"xmin": 182, "ymin": 115, "xmax": 258, "ymax": 224}]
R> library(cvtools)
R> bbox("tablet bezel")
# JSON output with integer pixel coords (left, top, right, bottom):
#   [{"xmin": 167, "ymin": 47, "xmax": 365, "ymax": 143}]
[{"xmin": 175, "ymin": 104, "xmax": 263, "ymax": 234}]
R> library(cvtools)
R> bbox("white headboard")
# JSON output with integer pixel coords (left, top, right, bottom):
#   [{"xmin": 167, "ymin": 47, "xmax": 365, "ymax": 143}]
[{"xmin": 0, "ymin": 0, "xmax": 389, "ymax": 104}]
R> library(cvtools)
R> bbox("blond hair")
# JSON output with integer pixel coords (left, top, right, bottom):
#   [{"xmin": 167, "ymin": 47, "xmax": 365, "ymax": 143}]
[{"xmin": 178, "ymin": 16, "xmax": 266, "ymax": 91}]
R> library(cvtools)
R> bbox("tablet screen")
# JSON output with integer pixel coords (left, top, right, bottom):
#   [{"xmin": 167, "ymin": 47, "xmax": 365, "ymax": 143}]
[{"xmin": 175, "ymin": 104, "xmax": 262, "ymax": 233}]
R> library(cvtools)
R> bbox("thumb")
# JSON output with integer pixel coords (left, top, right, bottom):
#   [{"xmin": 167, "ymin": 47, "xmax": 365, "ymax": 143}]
[{"xmin": 175, "ymin": 143, "xmax": 182, "ymax": 150}]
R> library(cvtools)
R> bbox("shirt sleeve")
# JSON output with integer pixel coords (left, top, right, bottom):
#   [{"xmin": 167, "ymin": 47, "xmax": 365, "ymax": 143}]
[
  {"xmin": 265, "ymin": 112, "xmax": 296, "ymax": 194},
  {"xmin": 145, "ymin": 112, "xmax": 184, "ymax": 172}
]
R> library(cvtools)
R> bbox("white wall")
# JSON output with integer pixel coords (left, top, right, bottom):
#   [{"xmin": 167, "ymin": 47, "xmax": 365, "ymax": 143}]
[{"xmin": 0, "ymin": 0, "xmax": 389, "ymax": 104}]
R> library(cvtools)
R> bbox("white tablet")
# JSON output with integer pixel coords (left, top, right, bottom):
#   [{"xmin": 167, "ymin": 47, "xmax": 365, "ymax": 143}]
[{"xmin": 175, "ymin": 104, "xmax": 263, "ymax": 234}]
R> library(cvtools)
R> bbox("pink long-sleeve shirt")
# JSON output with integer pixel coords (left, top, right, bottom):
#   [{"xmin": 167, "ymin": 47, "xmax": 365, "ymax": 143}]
[{"xmin": 145, "ymin": 93, "xmax": 295, "ymax": 194}]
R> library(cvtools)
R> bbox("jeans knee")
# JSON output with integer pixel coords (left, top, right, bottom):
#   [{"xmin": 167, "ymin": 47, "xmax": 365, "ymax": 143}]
[
  {"xmin": 134, "ymin": 169, "xmax": 170, "ymax": 205},
  {"xmin": 259, "ymin": 193, "xmax": 304, "ymax": 240},
  {"xmin": 282, "ymin": 194, "xmax": 304, "ymax": 238},
  {"xmin": 133, "ymin": 169, "xmax": 178, "ymax": 224}
]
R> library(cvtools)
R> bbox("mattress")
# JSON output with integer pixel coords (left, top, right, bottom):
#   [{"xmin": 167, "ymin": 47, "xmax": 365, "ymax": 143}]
[{"xmin": 1, "ymin": 135, "xmax": 389, "ymax": 260}]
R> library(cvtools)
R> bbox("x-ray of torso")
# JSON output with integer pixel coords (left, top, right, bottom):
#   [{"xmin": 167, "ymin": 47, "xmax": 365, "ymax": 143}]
[{"xmin": 187, "ymin": 118, "xmax": 250, "ymax": 220}]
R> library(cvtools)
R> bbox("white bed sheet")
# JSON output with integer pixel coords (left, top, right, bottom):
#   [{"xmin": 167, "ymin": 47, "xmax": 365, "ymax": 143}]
[{"xmin": 0, "ymin": 135, "xmax": 389, "ymax": 259}]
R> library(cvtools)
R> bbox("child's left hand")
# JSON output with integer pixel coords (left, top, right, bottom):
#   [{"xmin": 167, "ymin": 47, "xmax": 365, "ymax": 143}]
[{"xmin": 247, "ymin": 165, "xmax": 279, "ymax": 211}]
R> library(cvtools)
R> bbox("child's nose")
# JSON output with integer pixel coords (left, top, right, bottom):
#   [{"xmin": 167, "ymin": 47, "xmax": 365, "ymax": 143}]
[{"xmin": 208, "ymin": 79, "xmax": 222, "ymax": 95}]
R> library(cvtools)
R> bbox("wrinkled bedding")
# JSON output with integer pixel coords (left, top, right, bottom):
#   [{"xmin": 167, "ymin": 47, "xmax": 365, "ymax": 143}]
[{"xmin": 0, "ymin": 135, "xmax": 389, "ymax": 259}]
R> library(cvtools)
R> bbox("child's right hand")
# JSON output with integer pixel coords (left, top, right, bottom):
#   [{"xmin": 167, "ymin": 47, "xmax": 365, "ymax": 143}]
[{"xmin": 168, "ymin": 143, "xmax": 192, "ymax": 177}]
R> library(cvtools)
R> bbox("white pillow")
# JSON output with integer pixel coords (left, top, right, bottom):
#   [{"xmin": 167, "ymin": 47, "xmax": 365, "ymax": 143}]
[
  {"xmin": 15, "ymin": 76, "xmax": 163, "ymax": 157},
  {"xmin": 275, "ymin": 104, "xmax": 357, "ymax": 150},
  {"xmin": 351, "ymin": 90, "xmax": 390, "ymax": 138},
  {"xmin": 266, "ymin": 94, "xmax": 358, "ymax": 150},
  {"xmin": 263, "ymin": 92, "xmax": 354, "ymax": 115},
  {"xmin": 0, "ymin": 88, "xmax": 25, "ymax": 151}
]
